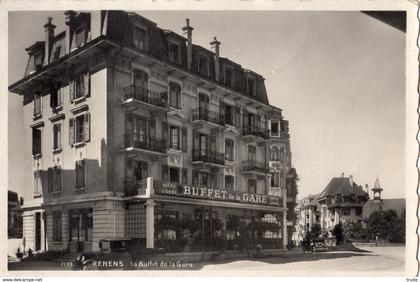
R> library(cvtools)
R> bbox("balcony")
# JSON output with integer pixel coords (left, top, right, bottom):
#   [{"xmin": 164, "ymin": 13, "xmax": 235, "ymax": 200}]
[
  {"xmin": 125, "ymin": 179, "xmax": 148, "ymax": 197},
  {"xmin": 192, "ymin": 149, "xmax": 225, "ymax": 167},
  {"xmin": 122, "ymin": 85, "xmax": 168, "ymax": 111},
  {"xmin": 122, "ymin": 133, "xmax": 167, "ymax": 156},
  {"xmin": 191, "ymin": 108, "xmax": 225, "ymax": 127},
  {"xmin": 242, "ymin": 126, "xmax": 270, "ymax": 140},
  {"xmin": 242, "ymin": 160, "xmax": 270, "ymax": 175}
]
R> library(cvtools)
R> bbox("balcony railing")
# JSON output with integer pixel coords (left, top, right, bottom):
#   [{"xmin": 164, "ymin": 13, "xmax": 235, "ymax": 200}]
[
  {"xmin": 242, "ymin": 126, "xmax": 270, "ymax": 139},
  {"xmin": 192, "ymin": 108, "xmax": 225, "ymax": 126},
  {"xmin": 124, "ymin": 133, "xmax": 167, "ymax": 154},
  {"xmin": 242, "ymin": 160, "xmax": 270, "ymax": 174},
  {"xmin": 123, "ymin": 85, "xmax": 168, "ymax": 109},
  {"xmin": 192, "ymin": 149, "xmax": 225, "ymax": 166},
  {"xmin": 125, "ymin": 179, "xmax": 148, "ymax": 197}
]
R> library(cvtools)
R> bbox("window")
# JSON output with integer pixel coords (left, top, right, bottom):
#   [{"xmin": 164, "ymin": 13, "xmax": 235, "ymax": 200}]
[
  {"xmin": 134, "ymin": 26, "xmax": 147, "ymax": 50},
  {"xmin": 33, "ymin": 170, "xmax": 42, "ymax": 195},
  {"xmin": 169, "ymin": 82, "xmax": 181, "ymax": 109},
  {"xmin": 53, "ymin": 123, "xmax": 62, "ymax": 150},
  {"xmin": 168, "ymin": 41, "xmax": 180, "ymax": 64},
  {"xmin": 34, "ymin": 53, "xmax": 43, "ymax": 71},
  {"xmin": 75, "ymin": 160, "xmax": 86, "ymax": 189},
  {"xmin": 270, "ymin": 147, "xmax": 279, "ymax": 161},
  {"xmin": 247, "ymin": 76, "xmax": 256, "ymax": 96},
  {"xmin": 69, "ymin": 73, "xmax": 90, "ymax": 102},
  {"xmin": 48, "ymin": 166, "xmax": 62, "ymax": 192},
  {"xmin": 126, "ymin": 160, "xmax": 147, "ymax": 182},
  {"xmin": 248, "ymin": 179, "xmax": 257, "ymax": 194},
  {"xmin": 224, "ymin": 66, "xmax": 234, "ymax": 87},
  {"xmin": 225, "ymin": 175, "xmax": 234, "ymax": 192},
  {"xmin": 225, "ymin": 139, "xmax": 234, "ymax": 161},
  {"xmin": 69, "ymin": 113, "xmax": 90, "ymax": 145},
  {"xmin": 355, "ymin": 207, "xmax": 363, "ymax": 216},
  {"xmin": 280, "ymin": 169, "xmax": 285, "ymax": 188},
  {"xmin": 68, "ymin": 208, "xmax": 93, "ymax": 242},
  {"xmin": 53, "ymin": 211, "xmax": 62, "ymax": 242},
  {"xmin": 33, "ymin": 93, "xmax": 42, "ymax": 117},
  {"xmin": 169, "ymin": 167, "xmax": 180, "ymax": 183},
  {"xmin": 52, "ymin": 46, "xmax": 61, "ymax": 62},
  {"xmin": 32, "ymin": 127, "xmax": 42, "ymax": 156},
  {"xmin": 198, "ymin": 171, "xmax": 208, "ymax": 187},
  {"xmin": 280, "ymin": 147, "xmax": 285, "ymax": 162},
  {"xmin": 342, "ymin": 208, "xmax": 350, "ymax": 216},
  {"xmin": 169, "ymin": 126, "xmax": 180, "ymax": 150},
  {"xmin": 271, "ymin": 172, "xmax": 279, "ymax": 187},
  {"xmin": 199, "ymin": 134, "xmax": 208, "ymax": 155},
  {"xmin": 198, "ymin": 54, "xmax": 209, "ymax": 76},
  {"xmin": 224, "ymin": 104, "xmax": 234, "ymax": 126},
  {"xmin": 50, "ymin": 86, "xmax": 62, "ymax": 109},
  {"xmin": 248, "ymin": 145, "xmax": 256, "ymax": 161},
  {"xmin": 270, "ymin": 121, "xmax": 279, "ymax": 136}
]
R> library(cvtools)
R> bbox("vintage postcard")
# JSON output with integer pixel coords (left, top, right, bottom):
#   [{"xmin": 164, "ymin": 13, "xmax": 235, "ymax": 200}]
[{"xmin": 0, "ymin": 0, "xmax": 418, "ymax": 279}]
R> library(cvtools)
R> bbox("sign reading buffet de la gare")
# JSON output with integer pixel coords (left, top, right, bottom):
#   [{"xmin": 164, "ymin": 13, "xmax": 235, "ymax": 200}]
[{"xmin": 155, "ymin": 182, "xmax": 281, "ymax": 206}]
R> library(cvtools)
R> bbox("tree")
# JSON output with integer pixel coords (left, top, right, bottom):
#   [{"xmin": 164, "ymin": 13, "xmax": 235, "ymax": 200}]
[
  {"xmin": 332, "ymin": 223, "xmax": 343, "ymax": 245},
  {"xmin": 310, "ymin": 223, "xmax": 321, "ymax": 237},
  {"xmin": 367, "ymin": 209, "xmax": 405, "ymax": 243},
  {"xmin": 286, "ymin": 168, "xmax": 299, "ymax": 245}
]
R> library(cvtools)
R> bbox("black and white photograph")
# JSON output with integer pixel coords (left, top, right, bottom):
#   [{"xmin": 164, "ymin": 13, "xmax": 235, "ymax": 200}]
[{"xmin": 1, "ymin": 0, "xmax": 418, "ymax": 278}]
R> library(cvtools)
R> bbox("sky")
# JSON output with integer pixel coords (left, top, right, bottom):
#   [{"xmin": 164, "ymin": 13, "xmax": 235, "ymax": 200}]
[{"xmin": 8, "ymin": 11, "xmax": 406, "ymax": 200}]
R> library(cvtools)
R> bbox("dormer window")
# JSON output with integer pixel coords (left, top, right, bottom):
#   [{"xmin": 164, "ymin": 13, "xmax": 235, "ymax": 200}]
[
  {"xmin": 168, "ymin": 41, "xmax": 181, "ymax": 64},
  {"xmin": 134, "ymin": 26, "xmax": 147, "ymax": 50},
  {"xmin": 198, "ymin": 54, "xmax": 209, "ymax": 76},
  {"xmin": 247, "ymin": 76, "xmax": 256, "ymax": 96},
  {"xmin": 34, "ymin": 53, "xmax": 43, "ymax": 72},
  {"xmin": 75, "ymin": 27, "xmax": 87, "ymax": 48},
  {"xmin": 224, "ymin": 66, "xmax": 234, "ymax": 88}
]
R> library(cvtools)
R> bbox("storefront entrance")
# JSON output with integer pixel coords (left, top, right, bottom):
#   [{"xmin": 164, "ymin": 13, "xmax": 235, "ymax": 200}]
[{"xmin": 68, "ymin": 208, "xmax": 93, "ymax": 252}]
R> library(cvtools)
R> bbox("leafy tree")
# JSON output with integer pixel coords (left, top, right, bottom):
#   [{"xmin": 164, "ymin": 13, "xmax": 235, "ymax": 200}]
[
  {"xmin": 367, "ymin": 209, "xmax": 405, "ymax": 243},
  {"xmin": 310, "ymin": 223, "xmax": 321, "ymax": 237}
]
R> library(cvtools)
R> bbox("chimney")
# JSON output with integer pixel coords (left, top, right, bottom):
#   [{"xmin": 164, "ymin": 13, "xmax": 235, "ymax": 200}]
[
  {"xmin": 182, "ymin": 19, "xmax": 193, "ymax": 70},
  {"xmin": 43, "ymin": 17, "xmax": 56, "ymax": 66},
  {"xmin": 64, "ymin": 10, "xmax": 77, "ymax": 54},
  {"xmin": 91, "ymin": 11, "xmax": 108, "ymax": 39},
  {"xmin": 210, "ymin": 37, "xmax": 221, "ymax": 82},
  {"xmin": 349, "ymin": 175, "xmax": 353, "ymax": 186}
]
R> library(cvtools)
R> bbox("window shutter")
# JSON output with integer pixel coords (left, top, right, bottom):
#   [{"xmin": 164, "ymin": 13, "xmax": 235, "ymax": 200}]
[
  {"xmin": 235, "ymin": 106, "xmax": 241, "ymax": 128},
  {"xmin": 69, "ymin": 80, "xmax": 75, "ymax": 102},
  {"xmin": 84, "ymin": 113, "xmax": 91, "ymax": 142},
  {"xmin": 69, "ymin": 118, "xmax": 75, "ymax": 146},
  {"xmin": 192, "ymin": 170, "xmax": 198, "ymax": 185},
  {"xmin": 162, "ymin": 122, "xmax": 168, "ymax": 144},
  {"xmin": 193, "ymin": 130, "xmax": 199, "ymax": 150},
  {"xmin": 57, "ymin": 87, "xmax": 62, "ymax": 107},
  {"xmin": 126, "ymin": 159, "xmax": 133, "ymax": 181},
  {"xmin": 182, "ymin": 127, "xmax": 188, "ymax": 152},
  {"xmin": 149, "ymin": 119, "xmax": 156, "ymax": 138},
  {"xmin": 243, "ymin": 109, "xmax": 248, "ymax": 128},
  {"xmin": 162, "ymin": 165, "xmax": 169, "ymax": 182},
  {"xmin": 48, "ymin": 168, "xmax": 53, "ymax": 192},
  {"xmin": 141, "ymin": 162, "xmax": 148, "ymax": 180},
  {"xmin": 177, "ymin": 85, "xmax": 181, "ymax": 109},
  {"xmin": 210, "ymin": 135, "xmax": 216, "ymax": 152},
  {"xmin": 182, "ymin": 168, "xmax": 188, "ymax": 185},
  {"xmin": 50, "ymin": 90, "xmax": 55, "ymax": 108},
  {"xmin": 84, "ymin": 72, "xmax": 90, "ymax": 97}
]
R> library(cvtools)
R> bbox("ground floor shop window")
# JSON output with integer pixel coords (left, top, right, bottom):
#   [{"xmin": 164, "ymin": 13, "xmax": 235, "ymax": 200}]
[
  {"xmin": 152, "ymin": 203, "xmax": 284, "ymax": 253},
  {"xmin": 68, "ymin": 208, "xmax": 93, "ymax": 242},
  {"xmin": 53, "ymin": 211, "xmax": 62, "ymax": 242}
]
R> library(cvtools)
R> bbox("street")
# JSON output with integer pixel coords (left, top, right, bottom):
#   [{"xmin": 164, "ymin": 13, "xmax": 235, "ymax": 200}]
[
  {"xmin": 8, "ymin": 245, "xmax": 405, "ymax": 275},
  {"xmin": 198, "ymin": 245, "xmax": 405, "ymax": 275}
]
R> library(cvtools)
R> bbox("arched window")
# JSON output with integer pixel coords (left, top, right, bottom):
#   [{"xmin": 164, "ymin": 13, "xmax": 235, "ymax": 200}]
[
  {"xmin": 270, "ymin": 146, "xmax": 280, "ymax": 161},
  {"xmin": 280, "ymin": 147, "xmax": 285, "ymax": 162}
]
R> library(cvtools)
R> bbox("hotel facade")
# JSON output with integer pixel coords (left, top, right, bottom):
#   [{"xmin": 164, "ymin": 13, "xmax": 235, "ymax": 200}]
[{"xmin": 9, "ymin": 11, "xmax": 296, "ymax": 253}]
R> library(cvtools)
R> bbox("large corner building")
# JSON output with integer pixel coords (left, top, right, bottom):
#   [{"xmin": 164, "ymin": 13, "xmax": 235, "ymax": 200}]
[{"xmin": 9, "ymin": 11, "xmax": 296, "ymax": 253}]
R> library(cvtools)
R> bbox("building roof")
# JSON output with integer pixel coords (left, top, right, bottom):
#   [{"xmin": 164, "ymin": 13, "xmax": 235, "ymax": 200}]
[
  {"xmin": 319, "ymin": 177, "xmax": 368, "ymax": 199},
  {"xmin": 372, "ymin": 177, "xmax": 383, "ymax": 190},
  {"xmin": 362, "ymin": 198, "xmax": 405, "ymax": 219}
]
